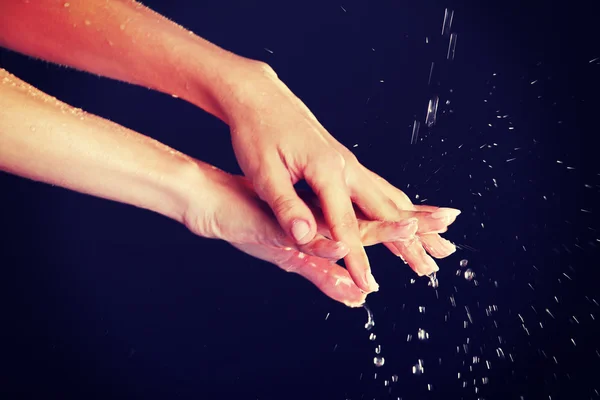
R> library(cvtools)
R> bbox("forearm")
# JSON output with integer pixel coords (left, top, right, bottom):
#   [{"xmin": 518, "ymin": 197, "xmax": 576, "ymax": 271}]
[
  {"xmin": 0, "ymin": 0, "xmax": 254, "ymax": 122},
  {"xmin": 0, "ymin": 68, "xmax": 203, "ymax": 223}
]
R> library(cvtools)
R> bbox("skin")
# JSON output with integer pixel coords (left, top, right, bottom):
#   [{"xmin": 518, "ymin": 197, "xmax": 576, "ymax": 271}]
[
  {"xmin": 0, "ymin": 0, "xmax": 460, "ymax": 303},
  {"xmin": 0, "ymin": 68, "xmax": 452, "ymax": 306}
]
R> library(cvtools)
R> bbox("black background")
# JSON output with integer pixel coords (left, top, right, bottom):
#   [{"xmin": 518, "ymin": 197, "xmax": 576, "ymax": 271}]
[{"xmin": 1, "ymin": 0, "xmax": 599, "ymax": 399}]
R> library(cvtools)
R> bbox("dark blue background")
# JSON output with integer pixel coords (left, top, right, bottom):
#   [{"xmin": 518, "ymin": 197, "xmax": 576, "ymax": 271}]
[{"xmin": 1, "ymin": 0, "xmax": 599, "ymax": 399}]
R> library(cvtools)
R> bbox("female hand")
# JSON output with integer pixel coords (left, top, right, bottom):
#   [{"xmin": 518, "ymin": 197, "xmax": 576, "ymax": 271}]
[
  {"xmin": 183, "ymin": 164, "xmax": 449, "ymax": 307},
  {"xmin": 221, "ymin": 63, "xmax": 460, "ymax": 293}
]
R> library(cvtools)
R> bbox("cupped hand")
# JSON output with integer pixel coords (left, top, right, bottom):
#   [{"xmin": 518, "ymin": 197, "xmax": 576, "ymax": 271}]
[
  {"xmin": 221, "ymin": 62, "xmax": 460, "ymax": 293},
  {"xmin": 182, "ymin": 163, "xmax": 438, "ymax": 307}
]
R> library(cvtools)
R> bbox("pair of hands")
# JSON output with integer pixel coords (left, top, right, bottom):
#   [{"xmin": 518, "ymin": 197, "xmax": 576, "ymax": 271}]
[{"xmin": 183, "ymin": 62, "xmax": 460, "ymax": 307}]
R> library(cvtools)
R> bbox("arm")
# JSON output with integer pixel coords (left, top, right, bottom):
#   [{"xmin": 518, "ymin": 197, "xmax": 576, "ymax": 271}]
[
  {"xmin": 0, "ymin": 0, "xmax": 251, "ymax": 122},
  {"xmin": 0, "ymin": 67, "xmax": 400, "ymax": 307},
  {"xmin": 0, "ymin": 0, "xmax": 459, "ymax": 291},
  {"xmin": 0, "ymin": 67, "xmax": 201, "ymax": 222}
]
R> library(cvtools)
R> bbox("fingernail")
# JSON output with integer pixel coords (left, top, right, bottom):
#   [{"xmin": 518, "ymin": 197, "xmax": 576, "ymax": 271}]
[
  {"xmin": 430, "ymin": 208, "xmax": 461, "ymax": 222},
  {"xmin": 364, "ymin": 270, "xmax": 379, "ymax": 292},
  {"xmin": 441, "ymin": 238, "xmax": 457, "ymax": 254},
  {"xmin": 344, "ymin": 299, "xmax": 367, "ymax": 308},
  {"xmin": 419, "ymin": 256, "xmax": 440, "ymax": 277},
  {"xmin": 334, "ymin": 241, "xmax": 348, "ymax": 252},
  {"xmin": 291, "ymin": 220, "xmax": 311, "ymax": 243}
]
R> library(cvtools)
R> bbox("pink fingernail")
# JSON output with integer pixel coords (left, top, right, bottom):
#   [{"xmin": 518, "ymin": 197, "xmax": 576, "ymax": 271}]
[
  {"xmin": 364, "ymin": 270, "xmax": 379, "ymax": 292},
  {"xmin": 430, "ymin": 208, "xmax": 461, "ymax": 221},
  {"xmin": 441, "ymin": 238, "xmax": 457, "ymax": 254},
  {"xmin": 334, "ymin": 241, "xmax": 349, "ymax": 253},
  {"xmin": 291, "ymin": 220, "xmax": 311, "ymax": 243},
  {"xmin": 419, "ymin": 256, "xmax": 440, "ymax": 277}
]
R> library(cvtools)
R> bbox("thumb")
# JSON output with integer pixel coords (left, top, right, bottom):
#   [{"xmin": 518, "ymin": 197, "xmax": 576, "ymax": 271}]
[{"xmin": 252, "ymin": 164, "xmax": 317, "ymax": 246}]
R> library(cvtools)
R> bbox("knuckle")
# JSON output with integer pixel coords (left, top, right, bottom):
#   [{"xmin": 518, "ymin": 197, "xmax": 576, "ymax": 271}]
[
  {"xmin": 251, "ymin": 171, "xmax": 273, "ymax": 200},
  {"xmin": 320, "ymin": 150, "xmax": 346, "ymax": 171},
  {"xmin": 270, "ymin": 194, "xmax": 299, "ymax": 216},
  {"xmin": 396, "ymin": 191, "xmax": 414, "ymax": 208},
  {"xmin": 330, "ymin": 210, "xmax": 358, "ymax": 236},
  {"xmin": 253, "ymin": 60, "xmax": 278, "ymax": 78}
]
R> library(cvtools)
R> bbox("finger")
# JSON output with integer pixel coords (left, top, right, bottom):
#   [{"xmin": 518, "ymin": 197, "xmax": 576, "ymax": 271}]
[
  {"xmin": 216, "ymin": 181, "xmax": 345, "ymax": 262},
  {"xmin": 384, "ymin": 238, "xmax": 439, "ymax": 277},
  {"xmin": 352, "ymin": 192, "xmax": 458, "ymax": 234},
  {"xmin": 293, "ymin": 256, "xmax": 368, "ymax": 308},
  {"xmin": 349, "ymin": 176, "xmax": 440, "ymax": 276},
  {"xmin": 316, "ymin": 217, "xmax": 419, "ymax": 246},
  {"xmin": 231, "ymin": 242, "xmax": 367, "ymax": 307},
  {"xmin": 366, "ymin": 171, "xmax": 462, "ymax": 227},
  {"xmin": 362, "ymin": 168, "xmax": 415, "ymax": 209},
  {"xmin": 303, "ymin": 188, "xmax": 453, "ymax": 238},
  {"xmin": 362, "ymin": 168, "xmax": 461, "ymax": 253},
  {"xmin": 359, "ymin": 218, "xmax": 419, "ymax": 246},
  {"xmin": 307, "ymin": 170, "xmax": 378, "ymax": 293},
  {"xmin": 298, "ymin": 236, "xmax": 349, "ymax": 261},
  {"xmin": 420, "ymin": 233, "xmax": 457, "ymax": 259},
  {"xmin": 252, "ymin": 161, "xmax": 317, "ymax": 246},
  {"xmin": 414, "ymin": 206, "xmax": 462, "ymax": 227}
]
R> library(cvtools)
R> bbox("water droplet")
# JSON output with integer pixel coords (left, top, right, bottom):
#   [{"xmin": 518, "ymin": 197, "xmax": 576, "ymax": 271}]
[
  {"xmin": 419, "ymin": 306, "xmax": 426, "ymax": 314},
  {"xmin": 428, "ymin": 271, "xmax": 439, "ymax": 288},
  {"xmin": 412, "ymin": 359, "xmax": 424, "ymax": 375},
  {"xmin": 464, "ymin": 269, "xmax": 475, "ymax": 281},
  {"xmin": 417, "ymin": 328, "xmax": 429, "ymax": 341},
  {"xmin": 459, "ymin": 259, "xmax": 468, "ymax": 267},
  {"xmin": 63, "ymin": 2, "xmax": 70, "ymax": 7},
  {"xmin": 369, "ymin": 333, "xmax": 376, "ymax": 341},
  {"xmin": 425, "ymin": 95, "xmax": 439, "ymax": 127},
  {"xmin": 374, "ymin": 356, "xmax": 385, "ymax": 367},
  {"xmin": 375, "ymin": 344, "xmax": 381, "ymax": 354},
  {"xmin": 410, "ymin": 120, "xmax": 420, "ymax": 144},
  {"xmin": 441, "ymin": 8, "xmax": 454, "ymax": 35},
  {"xmin": 447, "ymin": 33, "xmax": 458, "ymax": 60},
  {"xmin": 391, "ymin": 374, "xmax": 398, "ymax": 383},
  {"xmin": 363, "ymin": 303, "xmax": 375, "ymax": 330},
  {"xmin": 496, "ymin": 348, "xmax": 506, "ymax": 359}
]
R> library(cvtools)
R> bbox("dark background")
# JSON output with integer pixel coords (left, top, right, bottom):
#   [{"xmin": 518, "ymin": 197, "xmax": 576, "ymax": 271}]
[{"xmin": 1, "ymin": 0, "xmax": 599, "ymax": 399}]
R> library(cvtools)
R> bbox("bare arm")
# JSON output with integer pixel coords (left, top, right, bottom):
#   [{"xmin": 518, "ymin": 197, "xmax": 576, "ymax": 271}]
[
  {"xmin": 0, "ymin": 0, "xmax": 253, "ymax": 122},
  {"xmin": 0, "ymin": 68, "xmax": 203, "ymax": 222}
]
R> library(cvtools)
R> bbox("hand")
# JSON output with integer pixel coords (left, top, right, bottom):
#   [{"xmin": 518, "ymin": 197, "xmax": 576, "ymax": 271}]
[
  {"xmin": 221, "ymin": 63, "xmax": 460, "ymax": 293},
  {"xmin": 183, "ymin": 164, "xmax": 438, "ymax": 307}
]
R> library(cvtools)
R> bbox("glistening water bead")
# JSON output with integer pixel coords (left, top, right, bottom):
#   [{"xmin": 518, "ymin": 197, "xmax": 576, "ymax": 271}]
[
  {"xmin": 464, "ymin": 269, "xmax": 475, "ymax": 281},
  {"xmin": 363, "ymin": 303, "xmax": 375, "ymax": 330},
  {"xmin": 373, "ymin": 356, "xmax": 385, "ymax": 367},
  {"xmin": 428, "ymin": 271, "xmax": 439, "ymax": 288},
  {"xmin": 412, "ymin": 359, "xmax": 425, "ymax": 375},
  {"xmin": 460, "ymin": 259, "xmax": 469, "ymax": 268}
]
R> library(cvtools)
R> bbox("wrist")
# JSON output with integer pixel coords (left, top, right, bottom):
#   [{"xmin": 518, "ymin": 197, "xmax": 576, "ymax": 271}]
[
  {"xmin": 180, "ymin": 47, "xmax": 277, "ymax": 125},
  {"xmin": 169, "ymin": 159, "xmax": 230, "ymax": 238},
  {"xmin": 161, "ymin": 157, "xmax": 209, "ymax": 226}
]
